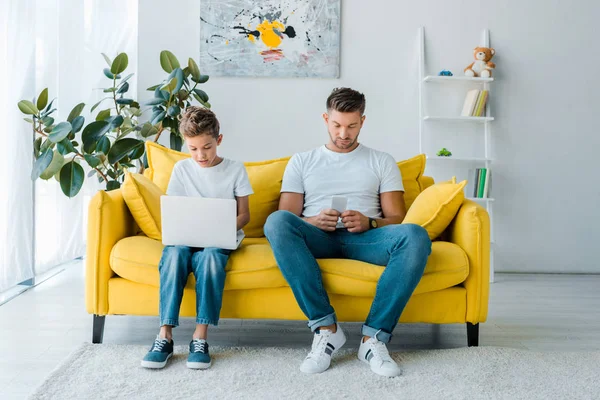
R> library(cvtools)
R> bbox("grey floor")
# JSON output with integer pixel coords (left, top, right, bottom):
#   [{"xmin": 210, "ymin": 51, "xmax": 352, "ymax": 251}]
[{"xmin": 1, "ymin": 262, "xmax": 600, "ymax": 399}]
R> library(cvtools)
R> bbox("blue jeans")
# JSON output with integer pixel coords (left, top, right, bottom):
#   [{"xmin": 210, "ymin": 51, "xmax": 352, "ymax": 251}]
[
  {"xmin": 264, "ymin": 210, "xmax": 431, "ymax": 343},
  {"xmin": 158, "ymin": 246, "xmax": 231, "ymax": 327}
]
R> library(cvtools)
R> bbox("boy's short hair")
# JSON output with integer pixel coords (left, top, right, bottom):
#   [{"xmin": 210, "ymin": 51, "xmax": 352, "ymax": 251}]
[
  {"xmin": 326, "ymin": 87, "xmax": 366, "ymax": 115},
  {"xmin": 179, "ymin": 106, "xmax": 220, "ymax": 139}
]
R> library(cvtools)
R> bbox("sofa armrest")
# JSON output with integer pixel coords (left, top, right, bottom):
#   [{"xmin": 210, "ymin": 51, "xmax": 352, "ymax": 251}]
[
  {"xmin": 448, "ymin": 199, "xmax": 490, "ymax": 323},
  {"xmin": 85, "ymin": 189, "xmax": 134, "ymax": 315}
]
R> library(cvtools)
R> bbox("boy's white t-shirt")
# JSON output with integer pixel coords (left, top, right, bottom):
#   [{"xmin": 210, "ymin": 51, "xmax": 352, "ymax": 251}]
[
  {"xmin": 166, "ymin": 157, "xmax": 254, "ymax": 234},
  {"xmin": 281, "ymin": 144, "xmax": 403, "ymax": 219}
]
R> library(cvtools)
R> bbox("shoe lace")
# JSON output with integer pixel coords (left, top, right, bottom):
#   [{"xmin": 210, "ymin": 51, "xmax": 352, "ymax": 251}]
[
  {"xmin": 369, "ymin": 339, "xmax": 393, "ymax": 363},
  {"xmin": 307, "ymin": 330, "xmax": 331, "ymax": 359},
  {"xmin": 192, "ymin": 340, "xmax": 207, "ymax": 353},
  {"xmin": 151, "ymin": 338, "xmax": 169, "ymax": 352}
]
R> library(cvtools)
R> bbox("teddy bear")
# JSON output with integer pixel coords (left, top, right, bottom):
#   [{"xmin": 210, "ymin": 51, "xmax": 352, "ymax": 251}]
[{"xmin": 464, "ymin": 47, "xmax": 496, "ymax": 78}]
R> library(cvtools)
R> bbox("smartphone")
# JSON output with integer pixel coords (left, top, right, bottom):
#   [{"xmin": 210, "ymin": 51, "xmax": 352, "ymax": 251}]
[{"xmin": 330, "ymin": 196, "xmax": 348, "ymax": 213}]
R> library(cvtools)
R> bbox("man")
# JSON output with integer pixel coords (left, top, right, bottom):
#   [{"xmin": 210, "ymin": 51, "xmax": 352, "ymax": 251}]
[{"xmin": 263, "ymin": 88, "xmax": 431, "ymax": 378}]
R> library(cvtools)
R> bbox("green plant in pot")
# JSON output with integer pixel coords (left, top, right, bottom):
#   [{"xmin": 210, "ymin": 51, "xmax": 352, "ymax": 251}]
[{"xmin": 18, "ymin": 50, "xmax": 211, "ymax": 198}]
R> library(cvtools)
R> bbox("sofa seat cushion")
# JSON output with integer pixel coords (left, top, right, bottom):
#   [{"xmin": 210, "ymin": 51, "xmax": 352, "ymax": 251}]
[{"xmin": 110, "ymin": 237, "xmax": 468, "ymax": 295}]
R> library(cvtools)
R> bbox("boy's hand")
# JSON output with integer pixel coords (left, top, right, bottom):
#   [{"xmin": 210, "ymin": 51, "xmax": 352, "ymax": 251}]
[
  {"xmin": 341, "ymin": 210, "xmax": 369, "ymax": 233},
  {"xmin": 305, "ymin": 209, "xmax": 340, "ymax": 231}
]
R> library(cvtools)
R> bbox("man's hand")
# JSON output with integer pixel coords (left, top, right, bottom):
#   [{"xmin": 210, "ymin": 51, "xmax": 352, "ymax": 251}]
[
  {"xmin": 304, "ymin": 209, "xmax": 340, "ymax": 232},
  {"xmin": 341, "ymin": 210, "xmax": 369, "ymax": 233}
]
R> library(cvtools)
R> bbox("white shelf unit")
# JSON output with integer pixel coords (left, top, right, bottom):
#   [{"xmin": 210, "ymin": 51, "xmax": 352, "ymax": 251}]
[{"xmin": 418, "ymin": 27, "xmax": 495, "ymax": 282}]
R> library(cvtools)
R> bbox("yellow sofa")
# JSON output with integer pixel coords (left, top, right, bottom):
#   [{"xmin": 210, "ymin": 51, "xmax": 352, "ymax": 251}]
[{"xmin": 85, "ymin": 145, "xmax": 490, "ymax": 346}]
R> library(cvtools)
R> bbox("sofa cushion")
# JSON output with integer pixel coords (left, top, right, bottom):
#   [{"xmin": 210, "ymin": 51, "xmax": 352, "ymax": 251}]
[
  {"xmin": 403, "ymin": 180, "xmax": 467, "ymax": 240},
  {"xmin": 110, "ymin": 237, "xmax": 468, "ymax": 296},
  {"xmin": 397, "ymin": 154, "xmax": 426, "ymax": 210},
  {"xmin": 122, "ymin": 172, "xmax": 165, "ymax": 241},
  {"xmin": 144, "ymin": 141, "xmax": 290, "ymax": 238}
]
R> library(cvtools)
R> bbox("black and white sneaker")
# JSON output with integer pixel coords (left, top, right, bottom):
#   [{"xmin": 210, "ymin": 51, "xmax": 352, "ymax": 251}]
[
  {"xmin": 300, "ymin": 323, "xmax": 346, "ymax": 374},
  {"xmin": 358, "ymin": 337, "xmax": 401, "ymax": 377}
]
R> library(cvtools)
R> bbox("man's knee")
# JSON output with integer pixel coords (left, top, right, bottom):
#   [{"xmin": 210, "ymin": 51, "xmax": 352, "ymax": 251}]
[
  {"xmin": 390, "ymin": 224, "xmax": 431, "ymax": 252},
  {"xmin": 264, "ymin": 210, "xmax": 298, "ymax": 238}
]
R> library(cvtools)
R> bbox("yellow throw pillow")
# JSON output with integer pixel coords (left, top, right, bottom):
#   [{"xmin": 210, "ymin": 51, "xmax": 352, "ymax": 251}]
[
  {"xmin": 122, "ymin": 172, "xmax": 165, "ymax": 241},
  {"xmin": 397, "ymin": 154, "xmax": 426, "ymax": 210},
  {"xmin": 145, "ymin": 141, "xmax": 190, "ymax": 192},
  {"xmin": 244, "ymin": 157, "xmax": 290, "ymax": 237},
  {"xmin": 403, "ymin": 180, "xmax": 467, "ymax": 240}
]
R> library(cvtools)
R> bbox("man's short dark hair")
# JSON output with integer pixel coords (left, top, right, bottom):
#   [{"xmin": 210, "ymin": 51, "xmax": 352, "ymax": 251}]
[
  {"xmin": 179, "ymin": 106, "xmax": 220, "ymax": 139},
  {"xmin": 326, "ymin": 87, "xmax": 366, "ymax": 115}
]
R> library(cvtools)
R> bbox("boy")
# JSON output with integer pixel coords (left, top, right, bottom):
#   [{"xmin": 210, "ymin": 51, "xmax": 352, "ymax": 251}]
[{"xmin": 141, "ymin": 107, "xmax": 253, "ymax": 369}]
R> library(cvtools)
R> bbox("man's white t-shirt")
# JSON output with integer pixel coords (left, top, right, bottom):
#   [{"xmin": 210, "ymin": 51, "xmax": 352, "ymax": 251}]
[
  {"xmin": 281, "ymin": 144, "xmax": 403, "ymax": 219},
  {"xmin": 167, "ymin": 158, "xmax": 254, "ymax": 233}
]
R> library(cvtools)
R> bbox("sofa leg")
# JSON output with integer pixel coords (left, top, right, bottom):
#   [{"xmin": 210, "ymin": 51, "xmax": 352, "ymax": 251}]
[
  {"xmin": 467, "ymin": 322, "xmax": 479, "ymax": 347},
  {"xmin": 92, "ymin": 315, "xmax": 106, "ymax": 344}
]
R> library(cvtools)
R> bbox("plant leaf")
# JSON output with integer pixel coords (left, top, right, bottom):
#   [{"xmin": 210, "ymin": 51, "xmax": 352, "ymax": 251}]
[
  {"xmin": 145, "ymin": 98, "xmax": 166, "ymax": 106},
  {"xmin": 151, "ymin": 110, "xmax": 166, "ymax": 125},
  {"xmin": 170, "ymin": 132, "xmax": 182, "ymax": 151},
  {"xmin": 40, "ymin": 150, "xmax": 65, "ymax": 180},
  {"xmin": 120, "ymin": 73, "xmax": 134, "ymax": 85},
  {"xmin": 48, "ymin": 122, "xmax": 73, "ymax": 143},
  {"xmin": 42, "ymin": 116, "xmax": 55, "ymax": 127},
  {"xmin": 71, "ymin": 115, "xmax": 85, "ymax": 133},
  {"xmin": 96, "ymin": 109, "xmax": 111, "ymax": 121},
  {"xmin": 117, "ymin": 82, "xmax": 129, "ymax": 94},
  {"xmin": 90, "ymin": 97, "xmax": 111, "ymax": 113},
  {"xmin": 140, "ymin": 123, "xmax": 159, "ymax": 138},
  {"xmin": 18, "ymin": 100, "xmax": 39, "ymax": 115},
  {"xmin": 146, "ymin": 84, "xmax": 161, "ymax": 91},
  {"xmin": 36, "ymin": 88, "xmax": 49, "ymax": 111},
  {"xmin": 116, "ymin": 98, "xmax": 133, "ymax": 105},
  {"xmin": 32, "ymin": 149, "xmax": 54, "ymax": 180},
  {"xmin": 103, "ymin": 68, "xmax": 115, "ymax": 79},
  {"xmin": 188, "ymin": 58, "xmax": 201, "ymax": 82},
  {"xmin": 57, "ymin": 138, "xmax": 76, "ymax": 155},
  {"xmin": 82, "ymin": 120, "xmax": 110, "ymax": 151},
  {"xmin": 106, "ymin": 181, "xmax": 120, "ymax": 191},
  {"xmin": 34, "ymin": 137, "xmax": 42, "ymax": 157},
  {"xmin": 129, "ymin": 143, "xmax": 145, "ymax": 160},
  {"xmin": 84, "ymin": 154, "xmax": 101, "ymax": 168},
  {"xmin": 107, "ymin": 138, "xmax": 144, "ymax": 164},
  {"xmin": 111, "ymin": 53, "xmax": 128, "ymax": 75},
  {"xmin": 67, "ymin": 103, "xmax": 85, "ymax": 122},
  {"xmin": 108, "ymin": 115, "xmax": 124, "ymax": 130},
  {"xmin": 174, "ymin": 68, "xmax": 184, "ymax": 94},
  {"xmin": 59, "ymin": 161, "xmax": 85, "ymax": 197},
  {"xmin": 160, "ymin": 50, "xmax": 180, "ymax": 73},
  {"xmin": 97, "ymin": 136, "xmax": 111, "ymax": 155},
  {"xmin": 193, "ymin": 89, "xmax": 209, "ymax": 102},
  {"xmin": 167, "ymin": 105, "xmax": 181, "ymax": 117},
  {"xmin": 101, "ymin": 53, "xmax": 112, "ymax": 67}
]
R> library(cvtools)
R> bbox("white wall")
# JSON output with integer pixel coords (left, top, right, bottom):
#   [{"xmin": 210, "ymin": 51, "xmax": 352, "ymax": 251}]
[{"xmin": 139, "ymin": 0, "xmax": 600, "ymax": 274}]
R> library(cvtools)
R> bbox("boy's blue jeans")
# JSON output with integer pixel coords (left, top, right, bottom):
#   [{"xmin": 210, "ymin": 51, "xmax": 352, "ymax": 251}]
[
  {"xmin": 159, "ymin": 246, "xmax": 231, "ymax": 327},
  {"xmin": 264, "ymin": 210, "xmax": 431, "ymax": 343}
]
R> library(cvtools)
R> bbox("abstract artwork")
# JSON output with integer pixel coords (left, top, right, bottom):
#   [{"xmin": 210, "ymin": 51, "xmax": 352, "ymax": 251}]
[{"xmin": 199, "ymin": 0, "xmax": 341, "ymax": 78}]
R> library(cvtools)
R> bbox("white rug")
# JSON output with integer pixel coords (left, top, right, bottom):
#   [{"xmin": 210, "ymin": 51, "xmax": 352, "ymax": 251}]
[{"xmin": 30, "ymin": 343, "xmax": 598, "ymax": 399}]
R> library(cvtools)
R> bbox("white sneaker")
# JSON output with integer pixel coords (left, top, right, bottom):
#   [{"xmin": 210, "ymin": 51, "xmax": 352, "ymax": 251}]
[
  {"xmin": 300, "ymin": 323, "xmax": 347, "ymax": 374},
  {"xmin": 358, "ymin": 337, "xmax": 402, "ymax": 377}
]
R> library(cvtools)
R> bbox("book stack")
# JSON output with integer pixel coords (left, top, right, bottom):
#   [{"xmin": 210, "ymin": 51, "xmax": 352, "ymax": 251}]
[
  {"xmin": 472, "ymin": 168, "xmax": 491, "ymax": 198},
  {"xmin": 461, "ymin": 89, "xmax": 489, "ymax": 117}
]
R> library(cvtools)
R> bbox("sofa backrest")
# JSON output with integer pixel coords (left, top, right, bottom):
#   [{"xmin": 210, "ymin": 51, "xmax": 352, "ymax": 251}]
[{"xmin": 143, "ymin": 142, "xmax": 432, "ymax": 238}]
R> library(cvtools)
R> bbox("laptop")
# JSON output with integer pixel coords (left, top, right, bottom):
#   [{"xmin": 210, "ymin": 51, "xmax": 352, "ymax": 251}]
[{"xmin": 161, "ymin": 196, "xmax": 244, "ymax": 250}]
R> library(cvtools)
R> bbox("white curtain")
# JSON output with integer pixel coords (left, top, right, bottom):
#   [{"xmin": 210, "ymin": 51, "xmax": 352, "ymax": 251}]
[
  {"xmin": 34, "ymin": 0, "xmax": 139, "ymax": 274},
  {"xmin": 0, "ymin": 0, "xmax": 36, "ymax": 292},
  {"xmin": 0, "ymin": 0, "xmax": 139, "ymax": 290}
]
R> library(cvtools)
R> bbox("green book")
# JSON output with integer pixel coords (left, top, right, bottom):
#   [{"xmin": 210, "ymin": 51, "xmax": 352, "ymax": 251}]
[{"xmin": 477, "ymin": 168, "xmax": 487, "ymax": 198}]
